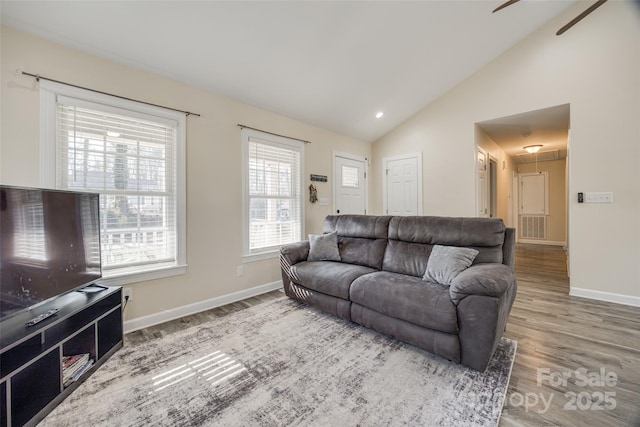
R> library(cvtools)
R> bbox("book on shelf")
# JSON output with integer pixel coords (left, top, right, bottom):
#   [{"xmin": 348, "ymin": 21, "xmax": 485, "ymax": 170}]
[
  {"xmin": 70, "ymin": 360, "xmax": 94, "ymax": 382},
  {"xmin": 62, "ymin": 354, "xmax": 86, "ymax": 370},
  {"xmin": 62, "ymin": 353, "xmax": 94, "ymax": 387}
]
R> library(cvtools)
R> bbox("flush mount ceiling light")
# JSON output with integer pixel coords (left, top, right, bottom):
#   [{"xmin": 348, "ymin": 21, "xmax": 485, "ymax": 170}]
[
  {"xmin": 375, "ymin": 112, "xmax": 384, "ymax": 119},
  {"xmin": 524, "ymin": 145, "xmax": 543, "ymax": 154}
]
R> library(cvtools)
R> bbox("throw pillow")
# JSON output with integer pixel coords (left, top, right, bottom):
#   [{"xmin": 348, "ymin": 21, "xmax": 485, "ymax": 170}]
[
  {"xmin": 422, "ymin": 245, "xmax": 479, "ymax": 286},
  {"xmin": 308, "ymin": 231, "xmax": 341, "ymax": 262}
]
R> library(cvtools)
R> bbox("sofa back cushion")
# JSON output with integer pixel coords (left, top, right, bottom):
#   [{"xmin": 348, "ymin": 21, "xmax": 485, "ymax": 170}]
[
  {"xmin": 323, "ymin": 215, "xmax": 391, "ymax": 239},
  {"xmin": 383, "ymin": 216, "xmax": 505, "ymax": 277},
  {"xmin": 322, "ymin": 215, "xmax": 392, "ymax": 269}
]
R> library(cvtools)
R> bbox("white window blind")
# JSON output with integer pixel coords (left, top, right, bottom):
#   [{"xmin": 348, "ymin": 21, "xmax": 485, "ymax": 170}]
[
  {"xmin": 341, "ymin": 165, "xmax": 360, "ymax": 188},
  {"xmin": 244, "ymin": 131, "xmax": 303, "ymax": 257},
  {"xmin": 55, "ymin": 97, "xmax": 179, "ymax": 273},
  {"xmin": 12, "ymin": 190, "xmax": 47, "ymax": 262}
]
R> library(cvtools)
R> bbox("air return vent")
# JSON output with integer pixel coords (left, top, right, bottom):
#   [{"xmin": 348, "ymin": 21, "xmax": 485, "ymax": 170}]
[{"xmin": 521, "ymin": 215, "xmax": 546, "ymax": 239}]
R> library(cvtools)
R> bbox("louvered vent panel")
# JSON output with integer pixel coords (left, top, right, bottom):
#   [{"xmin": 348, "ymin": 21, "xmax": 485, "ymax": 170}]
[{"xmin": 521, "ymin": 215, "xmax": 546, "ymax": 239}]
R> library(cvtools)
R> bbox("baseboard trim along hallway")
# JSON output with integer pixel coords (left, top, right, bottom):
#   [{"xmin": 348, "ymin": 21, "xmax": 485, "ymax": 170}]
[{"xmin": 570, "ymin": 286, "xmax": 640, "ymax": 308}]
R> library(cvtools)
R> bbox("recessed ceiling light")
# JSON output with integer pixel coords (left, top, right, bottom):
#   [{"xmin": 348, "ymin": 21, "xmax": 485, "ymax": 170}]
[
  {"xmin": 107, "ymin": 131, "xmax": 121, "ymax": 138},
  {"xmin": 375, "ymin": 112, "xmax": 384, "ymax": 119}
]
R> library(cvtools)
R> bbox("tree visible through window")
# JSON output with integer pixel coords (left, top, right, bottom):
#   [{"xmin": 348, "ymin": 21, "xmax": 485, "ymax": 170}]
[
  {"xmin": 40, "ymin": 81, "xmax": 186, "ymax": 282},
  {"xmin": 58, "ymin": 104, "xmax": 177, "ymax": 271}
]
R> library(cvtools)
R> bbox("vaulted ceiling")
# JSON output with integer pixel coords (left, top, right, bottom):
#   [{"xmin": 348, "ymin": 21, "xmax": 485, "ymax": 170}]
[{"xmin": 1, "ymin": 1, "xmax": 578, "ymax": 142}]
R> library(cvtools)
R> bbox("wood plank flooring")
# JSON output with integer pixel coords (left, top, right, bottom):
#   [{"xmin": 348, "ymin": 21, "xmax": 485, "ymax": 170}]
[
  {"xmin": 501, "ymin": 244, "xmax": 640, "ymax": 426},
  {"xmin": 126, "ymin": 244, "xmax": 640, "ymax": 426},
  {"xmin": 125, "ymin": 291, "xmax": 284, "ymax": 346}
]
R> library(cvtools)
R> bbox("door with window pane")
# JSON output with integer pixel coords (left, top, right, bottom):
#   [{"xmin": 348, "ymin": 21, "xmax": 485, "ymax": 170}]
[{"xmin": 334, "ymin": 155, "xmax": 366, "ymax": 215}]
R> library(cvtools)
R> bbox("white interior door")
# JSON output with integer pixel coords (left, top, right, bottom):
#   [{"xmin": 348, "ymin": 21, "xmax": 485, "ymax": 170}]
[
  {"xmin": 477, "ymin": 147, "xmax": 488, "ymax": 217},
  {"xmin": 384, "ymin": 153, "xmax": 422, "ymax": 216},
  {"xmin": 334, "ymin": 154, "xmax": 366, "ymax": 215}
]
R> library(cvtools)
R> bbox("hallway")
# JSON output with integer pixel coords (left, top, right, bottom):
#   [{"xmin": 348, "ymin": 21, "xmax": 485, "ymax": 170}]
[{"xmin": 501, "ymin": 244, "xmax": 640, "ymax": 426}]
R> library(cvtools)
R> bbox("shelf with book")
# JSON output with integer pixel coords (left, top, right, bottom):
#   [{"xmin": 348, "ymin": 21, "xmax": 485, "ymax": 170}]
[
  {"xmin": 62, "ymin": 353, "xmax": 94, "ymax": 388},
  {"xmin": 0, "ymin": 286, "xmax": 123, "ymax": 427},
  {"xmin": 61, "ymin": 323, "xmax": 96, "ymax": 389}
]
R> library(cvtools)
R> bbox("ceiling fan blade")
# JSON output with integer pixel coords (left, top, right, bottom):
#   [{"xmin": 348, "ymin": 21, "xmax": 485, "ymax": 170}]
[
  {"xmin": 556, "ymin": 0, "xmax": 608, "ymax": 35},
  {"xmin": 492, "ymin": 0, "xmax": 520, "ymax": 13}
]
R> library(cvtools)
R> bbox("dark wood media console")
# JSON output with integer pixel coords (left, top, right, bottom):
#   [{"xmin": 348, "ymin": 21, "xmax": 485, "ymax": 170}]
[{"xmin": 0, "ymin": 286, "xmax": 123, "ymax": 427}]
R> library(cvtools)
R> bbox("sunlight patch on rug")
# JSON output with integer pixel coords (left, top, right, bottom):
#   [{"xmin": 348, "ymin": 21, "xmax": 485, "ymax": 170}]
[{"xmin": 149, "ymin": 351, "xmax": 250, "ymax": 393}]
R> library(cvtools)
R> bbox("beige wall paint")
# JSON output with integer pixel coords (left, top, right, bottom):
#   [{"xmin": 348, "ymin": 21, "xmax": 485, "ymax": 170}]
[
  {"xmin": 518, "ymin": 160, "xmax": 567, "ymax": 244},
  {"xmin": 0, "ymin": 27, "xmax": 371, "ymax": 321},
  {"xmin": 372, "ymin": 2, "xmax": 640, "ymax": 299}
]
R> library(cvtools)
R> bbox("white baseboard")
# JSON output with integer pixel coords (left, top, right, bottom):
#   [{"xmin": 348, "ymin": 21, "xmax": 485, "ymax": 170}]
[
  {"xmin": 570, "ymin": 287, "xmax": 640, "ymax": 308},
  {"xmin": 124, "ymin": 280, "xmax": 283, "ymax": 333},
  {"xmin": 518, "ymin": 239, "xmax": 566, "ymax": 247}
]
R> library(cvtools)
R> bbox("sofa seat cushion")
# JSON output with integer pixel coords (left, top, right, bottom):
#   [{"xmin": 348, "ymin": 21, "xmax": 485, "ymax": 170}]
[
  {"xmin": 350, "ymin": 272, "xmax": 458, "ymax": 334},
  {"xmin": 290, "ymin": 261, "xmax": 377, "ymax": 299}
]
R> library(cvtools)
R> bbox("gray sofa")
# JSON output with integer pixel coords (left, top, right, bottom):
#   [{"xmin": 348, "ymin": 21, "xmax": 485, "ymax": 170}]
[{"xmin": 279, "ymin": 215, "xmax": 517, "ymax": 372}]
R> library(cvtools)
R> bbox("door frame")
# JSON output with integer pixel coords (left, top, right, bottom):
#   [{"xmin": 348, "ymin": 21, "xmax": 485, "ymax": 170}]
[
  {"xmin": 512, "ymin": 171, "xmax": 519, "ymax": 241},
  {"xmin": 382, "ymin": 152, "xmax": 423, "ymax": 216},
  {"xmin": 333, "ymin": 151, "xmax": 368, "ymax": 215},
  {"xmin": 476, "ymin": 146, "xmax": 488, "ymax": 217},
  {"xmin": 489, "ymin": 154, "xmax": 498, "ymax": 218}
]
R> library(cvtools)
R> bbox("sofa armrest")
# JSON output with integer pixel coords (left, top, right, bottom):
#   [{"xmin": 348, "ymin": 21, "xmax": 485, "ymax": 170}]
[
  {"xmin": 454, "ymin": 264, "xmax": 517, "ymax": 371},
  {"xmin": 449, "ymin": 263, "xmax": 516, "ymax": 305},
  {"xmin": 279, "ymin": 241, "xmax": 310, "ymax": 291},
  {"xmin": 280, "ymin": 241, "xmax": 310, "ymax": 267}
]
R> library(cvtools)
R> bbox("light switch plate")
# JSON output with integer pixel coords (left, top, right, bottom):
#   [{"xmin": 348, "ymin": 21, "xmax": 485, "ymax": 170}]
[
  {"xmin": 585, "ymin": 192, "xmax": 613, "ymax": 203},
  {"xmin": 319, "ymin": 198, "xmax": 329, "ymax": 206}
]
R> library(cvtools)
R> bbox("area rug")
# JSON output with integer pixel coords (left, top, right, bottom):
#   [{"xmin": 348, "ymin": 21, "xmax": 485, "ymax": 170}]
[{"xmin": 41, "ymin": 296, "xmax": 516, "ymax": 427}]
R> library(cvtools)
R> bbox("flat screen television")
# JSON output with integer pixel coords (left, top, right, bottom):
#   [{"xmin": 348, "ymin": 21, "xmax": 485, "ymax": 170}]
[{"xmin": 0, "ymin": 185, "xmax": 101, "ymax": 321}]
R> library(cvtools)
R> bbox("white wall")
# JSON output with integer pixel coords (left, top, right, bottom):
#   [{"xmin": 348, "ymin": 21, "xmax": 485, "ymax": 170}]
[
  {"xmin": 372, "ymin": 2, "xmax": 640, "ymax": 302},
  {"xmin": 0, "ymin": 27, "xmax": 372, "ymax": 322}
]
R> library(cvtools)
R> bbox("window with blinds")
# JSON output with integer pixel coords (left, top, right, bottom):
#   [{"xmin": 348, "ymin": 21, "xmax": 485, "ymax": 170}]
[
  {"xmin": 49, "ymin": 92, "xmax": 183, "ymax": 276},
  {"xmin": 39, "ymin": 81, "xmax": 186, "ymax": 283},
  {"xmin": 243, "ymin": 130, "xmax": 304, "ymax": 257}
]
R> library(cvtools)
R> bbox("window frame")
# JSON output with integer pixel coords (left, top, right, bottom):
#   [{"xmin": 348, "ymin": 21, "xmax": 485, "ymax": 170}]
[
  {"xmin": 39, "ymin": 80, "xmax": 187, "ymax": 285},
  {"xmin": 241, "ymin": 128, "xmax": 305, "ymax": 262}
]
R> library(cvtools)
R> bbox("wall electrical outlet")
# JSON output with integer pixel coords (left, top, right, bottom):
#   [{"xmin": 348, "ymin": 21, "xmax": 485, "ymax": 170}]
[
  {"xmin": 123, "ymin": 287, "xmax": 133, "ymax": 301},
  {"xmin": 237, "ymin": 266, "xmax": 244, "ymax": 277}
]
